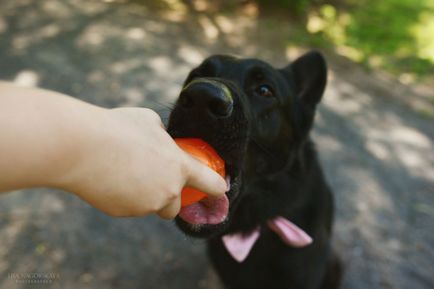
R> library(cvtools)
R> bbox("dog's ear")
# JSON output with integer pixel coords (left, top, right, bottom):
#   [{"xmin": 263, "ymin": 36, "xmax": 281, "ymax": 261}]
[
  {"xmin": 290, "ymin": 50, "xmax": 327, "ymax": 108},
  {"xmin": 281, "ymin": 51, "xmax": 327, "ymax": 135}
]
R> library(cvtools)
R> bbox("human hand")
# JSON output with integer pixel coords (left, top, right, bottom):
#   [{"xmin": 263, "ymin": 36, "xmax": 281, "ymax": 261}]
[{"xmin": 59, "ymin": 107, "xmax": 227, "ymax": 219}]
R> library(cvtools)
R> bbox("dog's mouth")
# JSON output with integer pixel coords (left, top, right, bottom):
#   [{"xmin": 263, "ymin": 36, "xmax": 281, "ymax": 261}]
[
  {"xmin": 173, "ymin": 140, "xmax": 243, "ymax": 236},
  {"xmin": 174, "ymin": 146, "xmax": 242, "ymax": 235},
  {"xmin": 177, "ymin": 175, "xmax": 231, "ymax": 225},
  {"xmin": 167, "ymin": 77, "xmax": 248, "ymax": 236}
]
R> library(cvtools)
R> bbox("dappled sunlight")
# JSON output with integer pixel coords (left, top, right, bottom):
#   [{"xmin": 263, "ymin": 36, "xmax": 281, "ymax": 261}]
[
  {"xmin": 412, "ymin": 8, "xmax": 434, "ymax": 62},
  {"xmin": 148, "ymin": 0, "xmax": 188, "ymax": 22},
  {"xmin": 0, "ymin": 0, "xmax": 265, "ymax": 109},
  {"xmin": 324, "ymin": 71, "xmax": 434, "ymax": 182},
  {"xmin": 362, "ymin": 119, "xmax": 434, "ymax": 180},
  {"xmin": 311, "ymin": 131, "xmax": 343, "ymax": 155},
  {"xmin": 13, "ymin": 70, "xmax": 40, "ymax": 87},
  {"xmin": 198, "ymin": 15, "xmax": 219, "ymax": 41},
  {"xmin": 214, "ymin": 15, "xmax": 235, "ymax": 34},
  {"xmin": 384, "ymin": 128, "xmax": 433, "ymax": 179},
  {"xmin": 72, "ymin": 0, "xmax": 112, "ymax": 15},
  {"xmin": 323, "ymin": 80, "xmax": 372, "ymax": 115},
  {"xmin": 395, "ymin": 144, "xmax": 430, "ymax": 172},
  {"xmin": 11, "ymin": 24, "xmax": 62, "ymax": 51},
  {"xmin": 42, "ymin": 0, "xmax": 80, "ymax": 18},
  {"xmin": 178, "ymin": 45, "xmax": 204, "ymax": 65},
  {"xmin": 314, "ymin": 61, "xmax": 434, "ymax": 287},
  {"xmin": 148, "ymin": 56, "xmax": 175, "ymax": 75},
  {"xmin": 76, "ymin": 22, "xmax": 151, "ymax": 50},
  {"xmin": 0, "ymin": 16, "xmax": 8, "ymax": 34},
  {"xmin": 121, "ymin": 87, "xmax": 145, "ymax": 106},
  {"xmin": 0, "ymin": 190, "xmax": 69, "ymax": 288},
  {"xmin": 109, "ymin": 59, "xmax": 144, "ymax": 75},
  {"xmin": 387, "ymin": 126, "xmax": 431, "ymax": 149},
  {"xmin": 285, "ymin": 46, "xmax": 303, "ymax": 62},
  {"xmin": 76, "ymin": 26, "xmax": 106, "ymax": 48},
  {"xmin": 351, "ymin": 169, "xmax": 394, "ymax": 222},
  {"xmin": 0, "ymin": 218, "xmax": 26, "ymax": 254},
  {"xmin": 365, "ymin": 140, "xmax": 391, "ymax": 161},
  {"xmin": 126, "ymin": 27, "xmax": 146, "ymax": 40}
]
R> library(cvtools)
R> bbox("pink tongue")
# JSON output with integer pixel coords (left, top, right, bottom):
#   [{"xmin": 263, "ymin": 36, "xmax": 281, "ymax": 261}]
[{"xmin": 178, "ymin": 194, "xmax": 229, "ymax": 225}]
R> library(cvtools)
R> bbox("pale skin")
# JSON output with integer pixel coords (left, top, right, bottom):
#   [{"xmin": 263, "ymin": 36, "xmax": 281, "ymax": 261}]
[{"xmin": 0, "ymin": 82, "xmax": 227, "ymax": 219}]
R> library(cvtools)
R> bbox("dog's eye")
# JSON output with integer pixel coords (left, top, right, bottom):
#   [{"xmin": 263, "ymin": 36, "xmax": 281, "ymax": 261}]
[{"xmin": 256, "ymin": 84, "xmax": 274, "ymax": 97}]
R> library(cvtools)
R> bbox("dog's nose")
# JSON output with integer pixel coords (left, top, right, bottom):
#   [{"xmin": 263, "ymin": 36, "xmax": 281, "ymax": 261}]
[{"xmin": 179, "ymin": 78, "xmax": 233, "ymax": 118}]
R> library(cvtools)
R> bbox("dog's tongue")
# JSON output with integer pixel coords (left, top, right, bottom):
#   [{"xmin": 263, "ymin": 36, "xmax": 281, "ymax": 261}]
[{"xmin": 178, "ymin": 194, "xmax": 229, "ymax": 224}]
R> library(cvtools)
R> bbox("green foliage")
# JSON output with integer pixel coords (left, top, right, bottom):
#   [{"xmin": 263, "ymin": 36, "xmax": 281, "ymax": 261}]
[
  {"xmin": 345, "ymin": 0, "xmax": 433, "ymax": 75},
  {"xmin": 291, "ymin": 0, "xmax": 434, "ymax": 80},
  {"xmin": 256, "ymin": 0, "xmax": 312, "ymax": 15}
]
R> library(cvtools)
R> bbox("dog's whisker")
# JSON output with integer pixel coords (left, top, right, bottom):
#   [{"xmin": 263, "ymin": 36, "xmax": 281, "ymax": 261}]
[{"xmin": 148, "ymin": 99, "xmax": 176, "ymax": 111}]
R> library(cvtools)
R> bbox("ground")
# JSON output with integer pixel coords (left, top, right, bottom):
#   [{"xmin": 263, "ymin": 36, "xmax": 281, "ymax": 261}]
[{"xmin": 0, "ymin": 1, "xmax": 433, "ymax": 289}]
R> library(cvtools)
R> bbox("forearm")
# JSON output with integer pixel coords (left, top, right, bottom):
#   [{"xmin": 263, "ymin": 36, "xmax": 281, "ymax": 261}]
[{"xmin": 0, "ymin": 82, "xmax": 104, "ymax": 192}]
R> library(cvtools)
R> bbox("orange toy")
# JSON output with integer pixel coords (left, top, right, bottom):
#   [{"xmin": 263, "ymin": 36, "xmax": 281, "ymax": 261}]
[{"xmin": 175, "ymin": 138, "xmax": 225, "ymax": 207}]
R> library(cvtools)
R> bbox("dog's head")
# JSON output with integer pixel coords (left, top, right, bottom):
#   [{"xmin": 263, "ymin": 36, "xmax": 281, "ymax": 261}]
[{"xmin": 167, "ymin": 51, "xmax": 327, "ymax": 238}]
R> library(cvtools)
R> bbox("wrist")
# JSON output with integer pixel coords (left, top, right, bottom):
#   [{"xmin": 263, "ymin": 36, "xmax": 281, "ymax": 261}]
[{"xmin": 48, "ymin": 103, "xmax": 109, "ymax": 194}]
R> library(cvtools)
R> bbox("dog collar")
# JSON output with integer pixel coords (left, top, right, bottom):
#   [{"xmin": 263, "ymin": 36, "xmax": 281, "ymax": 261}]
[{"xmin": 221, "ymin": 217, "xmax": 313, "ymax": 262}]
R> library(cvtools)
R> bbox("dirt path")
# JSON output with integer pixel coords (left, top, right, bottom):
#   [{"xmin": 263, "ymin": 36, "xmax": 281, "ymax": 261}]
[{"xmin": 0, "ymin": 1, "xmax": 433, "ymax": 288}]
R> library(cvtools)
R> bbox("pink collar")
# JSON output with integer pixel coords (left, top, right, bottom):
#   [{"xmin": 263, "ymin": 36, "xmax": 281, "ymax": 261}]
[{"xmin": 222, "ymin": 217, "xmax": 313, "ymax": 262}]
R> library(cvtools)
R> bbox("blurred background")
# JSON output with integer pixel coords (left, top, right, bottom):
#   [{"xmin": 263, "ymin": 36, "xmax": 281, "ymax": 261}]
[{"xmin": 0, "ymin": 0, "xmax": 433, "ymax": 288}]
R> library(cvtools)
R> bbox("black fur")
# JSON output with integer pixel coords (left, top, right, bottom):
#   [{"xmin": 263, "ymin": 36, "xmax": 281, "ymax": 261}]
[{"xmin": 167, "ymin": 51, "xmax": 342, "ymax": 289}]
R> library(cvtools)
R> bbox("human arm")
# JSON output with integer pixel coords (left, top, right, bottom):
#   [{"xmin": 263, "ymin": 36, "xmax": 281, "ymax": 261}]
[{"xmin": 0, "ymin": 82, "xmax": 226, "ymax": 218}]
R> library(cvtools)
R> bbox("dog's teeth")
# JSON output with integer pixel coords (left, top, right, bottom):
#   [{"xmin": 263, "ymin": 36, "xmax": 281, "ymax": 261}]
[{"xmin": 225, "ymin": 175, "xmax": 231, "ymax": 191}]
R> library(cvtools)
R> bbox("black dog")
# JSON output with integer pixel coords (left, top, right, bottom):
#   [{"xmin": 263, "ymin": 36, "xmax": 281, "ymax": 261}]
[{"xmin": 167, "ymin": 51, "xmax": 341, "ymax": 289}]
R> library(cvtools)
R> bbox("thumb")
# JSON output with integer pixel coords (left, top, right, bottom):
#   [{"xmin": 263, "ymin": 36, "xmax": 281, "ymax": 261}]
[{"xmin": 184, "ymin": 154, "xmax": 227, "ymax": 197}]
